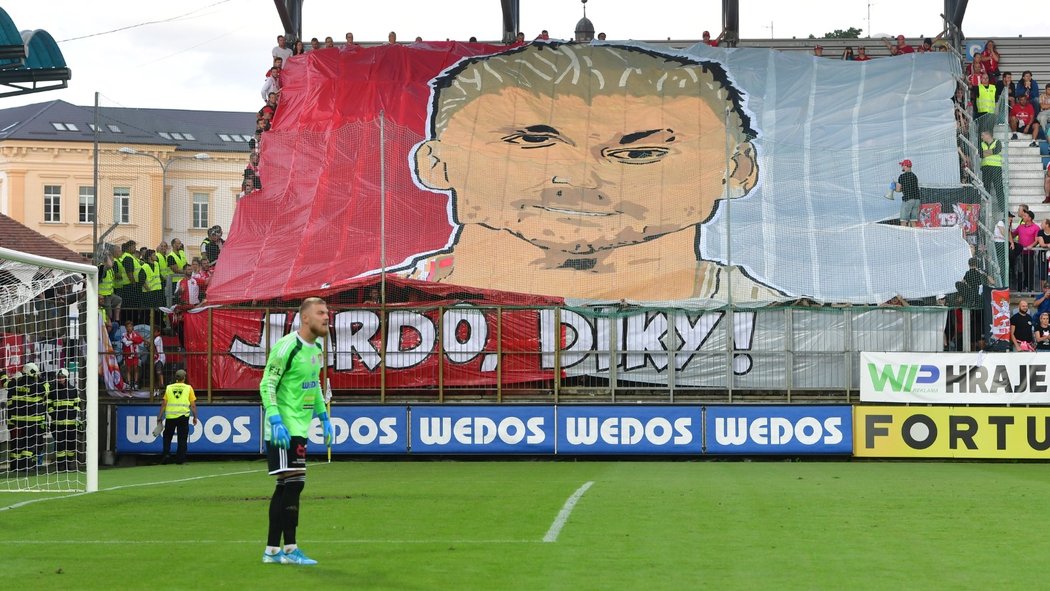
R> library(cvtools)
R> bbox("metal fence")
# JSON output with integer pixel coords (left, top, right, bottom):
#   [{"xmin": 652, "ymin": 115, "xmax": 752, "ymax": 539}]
[{"xmin": 109, "ymin": 303, "xmax": 957, "ymax": 405}]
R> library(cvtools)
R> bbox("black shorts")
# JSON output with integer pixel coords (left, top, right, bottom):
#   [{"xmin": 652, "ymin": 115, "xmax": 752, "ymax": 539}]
[{"xmin": 267, "ymin": 436, "xmax": 307, "ymax": 475}]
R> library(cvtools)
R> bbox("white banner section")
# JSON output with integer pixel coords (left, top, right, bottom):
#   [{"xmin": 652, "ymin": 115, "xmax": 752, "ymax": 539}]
[{"xmin": 861, "ymin": 352, "xmax": 1050, "ymax": 404}]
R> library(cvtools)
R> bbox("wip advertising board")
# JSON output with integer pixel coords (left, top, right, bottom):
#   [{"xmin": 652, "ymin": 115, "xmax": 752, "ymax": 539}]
[
  {"xmin": 861, "ymin": 352, "xmax": 1050, "ymax": 404},
  {"xmin": 855, "ymin": 406, "xmax": 1050, "ymax": 459}
]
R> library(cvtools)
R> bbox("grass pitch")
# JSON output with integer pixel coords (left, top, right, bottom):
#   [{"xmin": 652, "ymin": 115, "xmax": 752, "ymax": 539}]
[{"xmin": 2, "ymin": 459, "xmax": 1046, "ymax": 590}]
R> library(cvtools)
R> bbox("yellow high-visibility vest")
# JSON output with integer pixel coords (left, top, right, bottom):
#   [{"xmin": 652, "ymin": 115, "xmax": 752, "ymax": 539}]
[
  {"xmin": 141, "ymin": 263, "xmax": 163, "ymax": 293},
  {"xmin": 163, "ymin": 383, "xmax": 195, "ymax": 419},
  {"xmin": 976, "ymin": 84, "xmax": 996, "ymax": 114},
  {"xmin": 99, "ymin": 266, "xmax": 115, "ymax": 296},
  {"xmin": 981, "ymin": 140, "xmax": 1002, "ymax": 168}
]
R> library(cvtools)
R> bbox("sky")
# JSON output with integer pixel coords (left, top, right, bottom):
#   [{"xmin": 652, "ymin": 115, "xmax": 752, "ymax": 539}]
[{"xmin": 0, "ymin": 0, "xmax": 1041, "ymax": 113}]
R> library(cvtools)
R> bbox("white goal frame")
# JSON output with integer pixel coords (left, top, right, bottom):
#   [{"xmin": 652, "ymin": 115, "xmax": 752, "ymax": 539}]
[{"xmin": 0, "ymin": 246, "xmax": 98, "ymax": 492}]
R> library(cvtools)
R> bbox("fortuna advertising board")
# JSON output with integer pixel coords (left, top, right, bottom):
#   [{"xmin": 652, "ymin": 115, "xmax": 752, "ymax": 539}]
[{"xmin": 861, "ymin": 351, "xmax": 1050, "ymax": 404}]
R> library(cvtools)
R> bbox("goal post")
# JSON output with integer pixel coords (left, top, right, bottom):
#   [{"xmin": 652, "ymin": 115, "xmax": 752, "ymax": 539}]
[{"xmin": 0, "ymin": 246, "xmax": 98, "ymax": 493}]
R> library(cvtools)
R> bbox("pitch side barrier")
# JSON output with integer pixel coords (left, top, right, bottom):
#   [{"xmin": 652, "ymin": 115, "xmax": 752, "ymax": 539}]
[
  {"xmin": 133, "ymin": 305, "xmax": 950, "ymax": 403},
  {"xmin": 114, "ymin": 404, "xmax": 853, "ymax": 456}
]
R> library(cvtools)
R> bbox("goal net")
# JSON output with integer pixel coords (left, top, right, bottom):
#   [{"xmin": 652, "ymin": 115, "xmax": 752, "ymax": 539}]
[{"xmin": 0, "ymin": 246, "xmax": 98, "ymax": 492}]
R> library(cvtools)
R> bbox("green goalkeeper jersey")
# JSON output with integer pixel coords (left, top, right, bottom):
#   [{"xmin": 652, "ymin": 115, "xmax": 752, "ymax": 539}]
[{"xmin": 260, "ymin": 331, "xmax": 325, "ymax": 440}]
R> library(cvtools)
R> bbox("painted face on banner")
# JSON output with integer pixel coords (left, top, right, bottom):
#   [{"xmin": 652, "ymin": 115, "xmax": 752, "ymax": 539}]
[{"xmin": 414, "ymin": 44, "xmax": 757, "ymax": 257}]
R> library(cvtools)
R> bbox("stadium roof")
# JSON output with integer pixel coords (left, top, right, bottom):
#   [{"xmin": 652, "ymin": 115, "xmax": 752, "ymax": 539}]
[
  {"xmin": 0, "ymin": 213, "xmax": 87, "ymax": 264},
  {"xmin": 0, "ymin": 99, "xmax": 256, "ymax": 153},
  {"xmin": 0, "ymin": 7, "xmax": 71, "ymax": 98}
]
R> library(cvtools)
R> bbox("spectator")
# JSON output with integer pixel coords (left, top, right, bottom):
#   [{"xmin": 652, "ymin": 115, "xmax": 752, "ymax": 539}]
[
  {"xmin": 170, "ymin": 238, "xmax": 188, "ymax": 273},
  {"xmin": 999, "ymin": 71, "xmax": 1016, "ymax": 108},
  {"xmin": 917, "ymin": 37, "xmax": 933, "ymax": 53},
  {"xmin": 1034, "ymin": 286, "xmax": 1050, "ymax": 320},
  {"xmin": 121, "ymin": 320, "xmax": 144, "ymax": 389},
  {"xmin": 414, "ymin": 36, "xmax": 423, "ymax": 43},
  {"xmin": 702, "ymin": 29, "xmax": 724, "ymax": 47},
  {"xmin": 597, "ymin": 32, "xmax": 606, "ymax": 41},
  {"xmin": 854, "ymin": 47, "xmax": 871, "ymax": 62},
  {"xmin": 1037, "ymin": 84, "xmax": 1050, "ymax": 135},
  {"xmin": 1044, "ymin": 159, "xmax": 1050, "ymax": 204},
  {"xmin": 882, "ymin": 34, "xmax": 914, "ymax": 56},
  {"xmin": 514, "ymin": 31, "xmax": 525, "ymax": 44},
  {"xmin": 1014, "ymin": 207, "xmax": 1040, "ymax": 291},
  {"xmin": 116, "ymin": 240, "xmax": 142, "ymax": 313},
  {"xmin": 892, "ymin": 159, "xmax": 921, "ymax": 228},
  {"xmin": 138, "ymin": 249, "xmax": 164, "ymax": 309},
  {"xmin": 261, "ymin": 66, "xmax": 281, "ymax": 102},
  {"xmin": 538, "ymin": 30, "xmax": 550, "ymax": 41},
  {"xmin": 345, "ymin": 32, "xmax": 355, "ymax": 45},
  {"xmin": 1037, "ymin": 313, "xmax": 1050, "ymax": 351},
  {"xmin": 153, "ymin": 331, "xmax": 166, "ymax": 396},
  {"xmin": 1011, "ymin": 300, "xmax": 1035, "ymax": 351},
  {"xmin": 292, "ymin": 39, "xmax": 305, "ymax": 56},
  {"xmin": 98, "ymin": 252, "xmax": 122, "ymax": 323},
  {"xmin": 156, "ymin": 242, "xmax": 175, "ymax": 297},
  {"xmin": 201, "ymin": 226, "xmax": 223, "ymax": 264},
  {"xmin": 324, "ymin": 36, "xmax": 335, "ymax": 48},
  {"xmin": 1017, "ymin": 71, "xmax": 1041, "ymax": 115},
  {"xmin": 993, "ymin": 213, "xmax": 1012, "ymax": 283},
  {"xmin": 175, "ymin": 267, "xmax": 200, "ymax": 306},
  {"xmin": 841, "ymin": 47, "xmax": 854, "ymax": 61},
  {"xmin": 981, "ymin": 40, "xmax": 1001, "ymax": 80},
  {"xmin": 272, "ymin": 35, "xmax": 293, "ymax": 62},
  {"xmin": 813, "ymin": 45, "xmax": 823, "ymax": 57},
  {"xmin": 260, "ymin": 92, "xmax": 278, "ymax": 121},
  {"xmin": 973, "ymin": 72, "xmax": 997, "ymax": 131},
  {"xmin": 1009, "ymin": 94, "xmax": 1042, "ymax": 146},
  {"xmin": 967, "ymin": 52, "xmax": 987, "ymax": 87},
  {"xmin": 310, "ymin": 37, "xmax": 321, "ymax": 51},
  {"xmin": 388, "ymin": 31, "xmax": 397, "ymax": 44},
  {"xmin": 979, "ymin": 129, "xmax": 1005, "ymax": 205}
]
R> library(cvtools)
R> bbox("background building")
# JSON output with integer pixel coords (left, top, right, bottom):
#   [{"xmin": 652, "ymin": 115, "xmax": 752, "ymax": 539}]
[{"xmin": 0, "ymin": 100, "xmax": 254, "ymax": 258}]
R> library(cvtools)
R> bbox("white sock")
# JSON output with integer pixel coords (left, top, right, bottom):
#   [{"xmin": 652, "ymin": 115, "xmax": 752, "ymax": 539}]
[
  {"xmin": 283, "ymin": 544, "xmax": 298, "ymax": 553},
  {"xmin": 265, "ymin": 546, "xmax": 281, "ymax": 555}
]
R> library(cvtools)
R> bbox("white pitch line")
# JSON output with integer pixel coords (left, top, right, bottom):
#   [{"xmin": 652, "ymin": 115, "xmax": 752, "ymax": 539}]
[
  {"xmin": 10, "ymin": 539, "xmax": 540, "ymax": 545},
  {"xmin": 542, "ymin": 481, "xmax": 593, "ymax": 543},
  {"xmin": 0, "ymin": 469, "xmax": 258, "ymax": 512}
]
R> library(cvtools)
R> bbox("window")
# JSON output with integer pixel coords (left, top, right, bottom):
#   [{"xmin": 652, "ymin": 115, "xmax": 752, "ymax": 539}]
[
  {"xmin": 107, "ymin": 124, "xmax": 122, "ymax": 133},
  {"xmin": 192, "ymin": 192, "xmax": 209, "ymax": 229},
  {"xmin": 218, "ymin": 133, "xmax": 231, "ymax": 142},
  {"xmin": 113, "ymin": 187, "xmax": 130, "ymax": 224},
  {"xmin": 50, "ymin": 122, "xmax": 78, "ymax": 131},
  {"xmin": 43, "ymin": 185, "xmax": 61, "ymax": 222},
  {"xmin": 183, "ymin": 133, "xmax": 195, "ymax": 140},
  {"xmin": 170, "ymin": 132, "xmax": 185, "ymax": 140},
  {"xmin": 79, "ymin": 186, "xmax": 95, "ymax": 223},
  {"xmin": 158, "ymin": 132, "xmax": 171, "ymax": 139}
]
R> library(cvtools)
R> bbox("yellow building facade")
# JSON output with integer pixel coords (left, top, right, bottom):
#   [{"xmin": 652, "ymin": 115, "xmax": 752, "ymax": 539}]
[{"xmin": 0, "ymin": 100, "xmax": 254, "ymax": 259}]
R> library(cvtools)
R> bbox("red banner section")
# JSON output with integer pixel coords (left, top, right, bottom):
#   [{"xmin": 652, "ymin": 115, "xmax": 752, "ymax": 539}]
[{"xmin": 183, "ymin": 304, "xmax": 563, "ymax": 390}]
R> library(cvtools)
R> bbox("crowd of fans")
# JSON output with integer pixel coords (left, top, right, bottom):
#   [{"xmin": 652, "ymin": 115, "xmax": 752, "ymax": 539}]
[{"xmin": 96, "ymin": 227, "xmax": 224, "ymax": 393}]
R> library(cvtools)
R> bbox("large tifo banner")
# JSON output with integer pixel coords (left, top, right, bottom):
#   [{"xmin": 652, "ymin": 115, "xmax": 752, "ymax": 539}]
[
  {"xmin": 213, "ymin": 41, "xmax": 974, "ymax": 307},
  {"xmin": 186, "ymin": 307, "xmax": 944, "ymax": 389},
  {"xmin": 860, "ymin": 352, "xmax": 1050, "ymax": 404}
]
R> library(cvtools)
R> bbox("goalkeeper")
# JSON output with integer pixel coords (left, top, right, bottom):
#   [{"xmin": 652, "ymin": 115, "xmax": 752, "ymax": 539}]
[{"xmin": 259, "ymin": 297, "xmax": 332, "ymax": 566}]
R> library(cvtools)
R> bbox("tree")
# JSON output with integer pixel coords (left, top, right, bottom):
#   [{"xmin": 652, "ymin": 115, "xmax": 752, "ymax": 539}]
[{"xmin": 823, "ymin": 27, "xmax": 863, "ymax": 39}]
